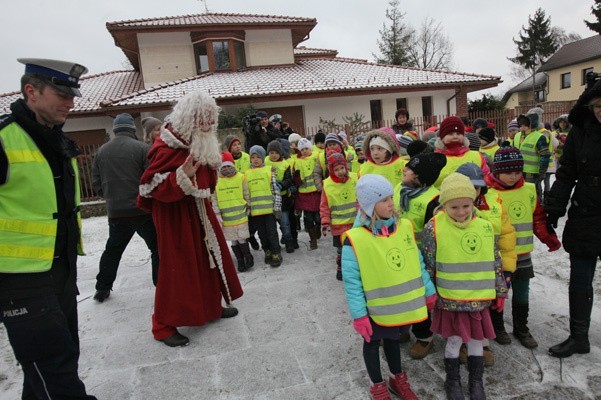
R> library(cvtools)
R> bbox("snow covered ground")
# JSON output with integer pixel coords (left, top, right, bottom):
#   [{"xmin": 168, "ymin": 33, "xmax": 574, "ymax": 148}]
[{"xmin": 1, "ymin": 214, "xmax": 600, "ymax": 399}]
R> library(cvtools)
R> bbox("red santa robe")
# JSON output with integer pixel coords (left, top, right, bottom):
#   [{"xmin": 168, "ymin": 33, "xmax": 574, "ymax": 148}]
[{"xmin": 137, "ymin": 126, "xmax": 243, "ymax": 340}]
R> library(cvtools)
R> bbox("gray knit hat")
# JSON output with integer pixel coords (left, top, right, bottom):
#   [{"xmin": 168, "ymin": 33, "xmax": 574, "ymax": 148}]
[
  {"xmin": 113, "ymin": 113, "xmax": 136, "ymax": 133},
  {"xmin": 356, "ymin": 174, "xmax": 394, "ymax": 218}
]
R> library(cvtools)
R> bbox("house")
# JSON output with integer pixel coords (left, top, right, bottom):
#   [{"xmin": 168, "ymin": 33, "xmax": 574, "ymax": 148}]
[
  {"xmin": 502, "ymin": 72, "xmax": 547, "ymax": 108},
  {"xmin": 1, "ymin": 12, "xmax": 501, "ymax": 141}
]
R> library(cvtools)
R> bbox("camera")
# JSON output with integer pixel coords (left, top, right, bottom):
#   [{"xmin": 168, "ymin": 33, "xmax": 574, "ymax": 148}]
[
  {"xmin": 586, "ymin": 71, "xmax": 601, "ymax": 90},
  {"xmin": 242, "ymin": 113, "xmax": 260, "ymax": 152}
]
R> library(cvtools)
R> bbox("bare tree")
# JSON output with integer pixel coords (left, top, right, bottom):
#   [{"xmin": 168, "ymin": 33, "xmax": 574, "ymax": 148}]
[
  {"xmin": 551, "ymin": 26, "xmax": 582, "ymax": 46},
  {"xmin": 407, "ymin": 17, "xmax": 453, "ymax": 71}
]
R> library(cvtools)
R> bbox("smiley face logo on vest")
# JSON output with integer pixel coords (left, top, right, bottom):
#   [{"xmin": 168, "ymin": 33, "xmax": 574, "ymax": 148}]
[
  {"xmin": 508, "ymin": 201, "xmax": 527, "ymax": 221},
  {"xmin": 386, "ymin": 248, "xmax": 405, "ymax": 271},
  {"xmin": 340, "ymin": 188, "xmax": 349, "ymax": 201},
  {"xmin": 461, "ymin": 232, "xmax": 482, "ymax": 255}
]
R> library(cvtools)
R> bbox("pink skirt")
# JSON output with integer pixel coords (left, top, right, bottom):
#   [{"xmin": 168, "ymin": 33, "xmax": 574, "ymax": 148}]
[{"xmin": 430, "ymin": 308, "xmax": 496, "ymax": 343}]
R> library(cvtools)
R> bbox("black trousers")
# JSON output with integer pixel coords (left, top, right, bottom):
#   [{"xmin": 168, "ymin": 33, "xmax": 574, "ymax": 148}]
[
  {"xmin": 250, "ymin": 214, "xmax": 281, "ymax": 253},
  {"xmin": 0, "ymin": 293, "xmax": 96, "ymax": 400},
  {"xmin": 363, "ymin": 339, "xmax": 402, "ymax": 383},
  {"xmin": 96, "ymin": 214, "xmax": 159, "ymax": 290}
]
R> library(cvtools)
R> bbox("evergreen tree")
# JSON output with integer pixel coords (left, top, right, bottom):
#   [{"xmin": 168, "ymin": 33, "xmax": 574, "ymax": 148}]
[
  {"xmin": 509, "ymin": 8, "xmax": 558, "ymax": 103},
  {"xmin": 373, "ymin": 0, "xmax": 414, "ymax": 65},
  {"xmin": 585, "ymin": 0, "xmax": 601, "ymax": 34},
  {"xmin": 468, "ymin": 94, "xmax": 505, "ymax": 113}
]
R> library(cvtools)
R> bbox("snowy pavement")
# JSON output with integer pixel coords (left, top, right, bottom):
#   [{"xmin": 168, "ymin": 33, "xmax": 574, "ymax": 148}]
[{"xmin": 1, "ymin": 214, "xmax": 601, "ymax": 399}]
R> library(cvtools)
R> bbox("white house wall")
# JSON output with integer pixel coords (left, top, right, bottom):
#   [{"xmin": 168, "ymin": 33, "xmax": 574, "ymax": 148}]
[
  {"xmin": 137, "ymin": 32, "xmax": 197, "ymax": 88},
  {"xmin": 244, "ymin": 29, "xmax": 294, "ymax": 67}
]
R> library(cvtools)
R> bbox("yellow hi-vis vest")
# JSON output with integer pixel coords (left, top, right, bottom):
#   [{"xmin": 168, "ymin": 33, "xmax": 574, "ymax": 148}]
[
  {"xmin": 359, "ymin": 158, "xmax": 406, "ymax": 187},
  {"xmin": 245, "ymin": 166, "xmax": 274, "ymax": 216},
  {"xmin": 293, "ymin": 156, "xmax": 317, "ymax": 193},
  {"xmin": 323, "ymin": 173, "xmax": 357, "ymax": 226},
  {"xmin": 394, "ymin": 184, "xmax": 439, "ymax": 244},
  {"xmin": 0, "ymin": 121, "xmax": 84, "ymax": 273},
  {"xmin": 344, "ymin": 219, "xmax": 427, "ymax": 326},
  {"xmin": 265, "ymin": 158, "xmax": 290, "ymax": 196},
  {"xmin": 434, "ymin": 151, "xmax": 483, "ymax": 188},
  {"xmin": 215, "ymin": 172, "xmax": 248, "ymax": 226},
  {"xmin": 433, "ymin": 213, "xmax": 496, "ymax": 301},
  {"xmin": 476, "ymin": 192, "xmax": 503, "ymax": 241},
  {"xmin": 317, "ymin": 152, "xmax": 327, "ymax": 178},
  {"xmin": 234, "ymin": 151, "xmax": 250, "ymax": 173},
  {"xmin": 513, "ymin": 131, "xmax": 545, "ymax": 174},
  {"xmin": 480, "ymin": 144, "xmax": 500, "ymax": 159},
  {"xmin": 488, "ymin": 183, "xmax": 536, "ymax": 255}
]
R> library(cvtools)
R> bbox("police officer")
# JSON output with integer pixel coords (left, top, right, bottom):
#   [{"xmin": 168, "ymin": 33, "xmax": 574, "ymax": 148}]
[{"xmin": 0, "ymin": 58, "xmax": 97, "ymax": 399}]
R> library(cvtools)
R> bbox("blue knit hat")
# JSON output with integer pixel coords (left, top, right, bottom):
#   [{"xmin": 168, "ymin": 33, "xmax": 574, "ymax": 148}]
[
  {"xmin": 356, "ymin": 174, "xmax": 394, "ymax": 218},
  {"xmin": 249, "ymin": 145, "xmax": 266, "ymax": 160},
  {"xmin": 113, "ymin": 113, "xmax": 136, "ymax": 133}
]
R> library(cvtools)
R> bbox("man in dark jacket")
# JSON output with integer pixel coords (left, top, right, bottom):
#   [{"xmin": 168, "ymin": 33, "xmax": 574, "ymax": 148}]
[
  {"xmin": 545, "ymin": 78, "xmax": 601, "ymax": 358},
  {"xmin": 0, "ymin": 58, "xmax": 96, "ymax": 399},
  {"xmin": 92, "ymin": 113, "xmax": 159, "ymax": 302},
  {"xmin": 247, "ymin": 110, "xmax": 283, "ymax": 150}
]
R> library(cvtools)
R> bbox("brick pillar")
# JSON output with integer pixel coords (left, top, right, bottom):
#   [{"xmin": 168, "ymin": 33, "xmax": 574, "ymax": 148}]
[{"xmin": 455, "ymin": 88, "xmax": 468, "ymax": 117}]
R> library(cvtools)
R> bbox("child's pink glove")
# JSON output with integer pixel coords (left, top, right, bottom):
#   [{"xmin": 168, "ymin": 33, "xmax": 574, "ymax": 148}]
[
  {"xmin": 321, "ymin": 224, "xmax": 329, "ymax": 237},
  {"xmin": 352, "ymin": 316, "xmax": 372, "ymax": 343},
  {"xmin": 491, "ymin": 297, "xmax": 505, "ymax": 312},
  {"xmin": 426, "ymin": 294, "xmax": 437, "ymax": 311}
]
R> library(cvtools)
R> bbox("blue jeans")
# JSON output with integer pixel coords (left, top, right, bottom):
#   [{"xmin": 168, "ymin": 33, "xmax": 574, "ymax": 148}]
[
  {"xmin": 278, "ymin": 210, "xmax": 292, "ymax": 243},
  {"xmin": 96, "ymin": 214, "xmax": 159, "ymax": 290}
]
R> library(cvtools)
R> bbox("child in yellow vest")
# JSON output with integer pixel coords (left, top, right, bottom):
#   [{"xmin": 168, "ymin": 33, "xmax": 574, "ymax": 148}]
[
  {"xmin": 293, "ymin": 138, "xmax": 321, "ymax": 249},
  {"xmin": 421, "ymin": 173, "xmax": 507, "ymax": 400},
  {"xmin": 223, "ymin": 134, "xmax": 250, "ymax": 173},
  {"xmin": 246, "ymin": 145, "xmax": 283, "ymax": 267},
  {"xmin": 320, "ymin": 153, "xmax": 357, "ymax": 281},
  {"xmin": 485, "ymin": 146, "xmax": 560, "ymax": 349},
  {"xmin": 342, "ymin": 174, "xmax": 436, "ymax": 400},
  {"xmin": 212, "ymin": 152, "xmax": 253, "ymax": 272},
  {"xmin": 314, "ymin": 133, "xmax": 346, "ymax": 191},
  {"xmin": 287, "ymin": 133, "xmax": 302, "ymax": 161},
  {"xmin": 359, "ymin": 128, "xmax": 405, "ymax": 187},
  {"xmin": 392, "ymin": 151, "xmax": 447, "ymax": 359}
]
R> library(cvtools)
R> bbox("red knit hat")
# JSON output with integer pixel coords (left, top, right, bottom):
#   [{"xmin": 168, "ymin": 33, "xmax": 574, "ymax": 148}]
[
  {"xmin": 327, "ymin": 153, "xmax": 348, "ymax": 176},
  {"xmin": 220, "ymin": 151, "xmax": 235, "ymax": 168},
  {"xmin": 438, "ymin": 116, "xmax": 465, "ymax": 138}
]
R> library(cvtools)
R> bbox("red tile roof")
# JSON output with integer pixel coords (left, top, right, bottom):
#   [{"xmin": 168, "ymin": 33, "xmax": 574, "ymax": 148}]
[{"xmin": 294, "ymin": 46, "xmax": 338, "ymax": 58}]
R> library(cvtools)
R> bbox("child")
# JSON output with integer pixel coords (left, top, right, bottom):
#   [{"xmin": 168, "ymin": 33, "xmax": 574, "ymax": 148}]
[
  {"xmin": 359, "ymin": 128, "xmax": 405, "ymax": 187},
  {"xmin": 455, "ymin": 162, "xmax": 516, "ymax": 367},
  {"xmin": 392, "ymin": 152, "xmax": 446, "ymax": 359},
  {"xmin": 287, "ymin": 133, "xmax": 302, "ymax": 161},
  {"xmin": 478, "ymin": 127, "xmax": 499, "ymax": 160},
  {"xmin": 421, "ymin": 173, "xmax": 507, "ymax": 400},
  {"xmin": 342, "ymin": 174, "xmax": 436, "ymax": 400},
  {"xmin": 313, "ymin": 130, "xmax": 326, "ymax": 154},
  {"xmin": 224, "ymin": 134, "xmax": 250, "ymax": 173},
  {"xmin": 432, "ymin": 116, "xmax": 491, "ymax": 188},
  {"xmin": 512, "ymin": 113, "xmax": 550, "ymax": 198},
  {"xmin": 265, "ymin": 140, "xmax": 295, "ymax": 253},
  {"xmin": 350, "ymin": 139, "xmax": 365, "ymax": 173},
  {"xmin": 293, "ymin": 138, "xmax": 321, "ymax": 249},
  {"xmin": 485, "ymin": 146, "xmax": 561, "ymax": 348},
  {"xmin": 506, "ymin": 119, "xmax": 519, "ymax": 141},
  {"xmin": 246, "ymin": 145, "xmax": 283, "ymax": 267},
  {"xmin": 320, "ymin": 153, "xmax": 357, "ymax": 281},
  {"xmin": 314, "ymin": 133, "xmax": 346, "ymax": 191},
  {"xmin": 213, "ymin": 152, "xmax": 254, "ymax": 272}
]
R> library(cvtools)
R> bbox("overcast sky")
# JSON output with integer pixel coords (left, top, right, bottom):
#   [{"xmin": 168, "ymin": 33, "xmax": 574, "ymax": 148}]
[{"xmin": 0, "ymin": 0, "xmax": 595, "ymax": 99}]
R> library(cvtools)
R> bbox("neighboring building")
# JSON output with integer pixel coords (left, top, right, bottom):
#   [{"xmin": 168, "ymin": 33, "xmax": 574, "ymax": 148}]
[
  {"xmin": 502, "ymin": 72, "xmax": 547, "ymax": 108},
  {"xmin": 538, "ymin": 35, "xmax": 601, "ymax": 102}
]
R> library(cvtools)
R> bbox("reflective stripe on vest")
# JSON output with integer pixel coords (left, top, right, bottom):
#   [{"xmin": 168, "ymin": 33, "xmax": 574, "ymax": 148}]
[
  {"xmin": 245, "ymin": 166, "xmax": 274, "ymax": 216},
  {"xmin": 433, "ymin": 213, "xmax": 496, "ymax": 301},
  {"xmin": 343, "ymin": 219, "xmax": 427, "ymax": 326},
  {"xmin": 434, "ymin": 151, "xmax": 483, "ymax": 188},
  {"xmin": 215, "ymin": 172, "xmax": 248, "ymax": 226},
  {"xmin": 323, "ymin": 173, "xmax": 357, "ymax": 226},
  {"xmin": 513, "ymin": 131, "xmax": 544, "ymax": 174},
  {"xmin": 0, "ymin": 122, "xmax": 82, "ymax": 273},
  {"xmin": 395, "ymin": 184, "xmax": 439, "ymax": 245},
  {"xmin": 265, "ymin": 158, "xmax": 290, "ymax": 196},
  {"xmin": 488, "ymin": 183, "xmax": 535, "ymax": 254},
  {"xmin": 294, "ymin": 156, "xmax": 317, "ymax": 193},
  {"xmin": 359, "ymin": 158, "xmax": 406, "ymax": 187},
  {"xmin": 234, "ymin": 152, "xmax": 251, "ymax": 173}
]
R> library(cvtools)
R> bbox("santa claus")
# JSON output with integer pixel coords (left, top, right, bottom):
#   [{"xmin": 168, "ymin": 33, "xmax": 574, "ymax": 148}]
[{"xmin": 138, "ymin": 90, "xmax": 243, "ymax": 347}]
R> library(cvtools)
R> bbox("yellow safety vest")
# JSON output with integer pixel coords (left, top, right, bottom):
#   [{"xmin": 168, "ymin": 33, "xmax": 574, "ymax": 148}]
[
  {"xmin": 293, "ymin": 156, "xmax": 317, "ymax": 193},
  {"xmin": 215, "ymin": 172, "xmax": 248, "ymax": 226},
  {"xmin": 317, "ymin": 152, "xmax": 327, "ymax": 178},
  {"xmin": 433, "ymin": 213, "xmax": 496, "ymax": 301},
  {"xmin": 513, "ymin": 131, "xmax": 545, "ymax": 174},
  {"xmin": 480, "ymin": 144, "xmax": 499, "ymax": 159},
  {"xmin": 476, "ymin": 192, "xmax": 503, "ymax": 241},
  {"xmin": 323, "ymin": 173, "xmax": 357, "ymax": 226},
  {"xmin": 394, "ymin": 184, "xmax": 439, "ymax": 244},
  {"xmin": 344, "ymin": 219, "xmax": 427, "ymax": 327},
  {"xmin": 434, "ymin": 151, "xmax": 482, "ymax": 188},
  {"xmin": 234, "ymin": 152, "xmax": 251, "ymax": 173},
  {"xmin": 245, "ymin": 166, "xmax": 274, "ymax": 216},
  {"xmin": 488, "ymin": 183, "xmax": 536, "ymax": 255},
  {"xmin": 0, "ymin": 121, "xmax": 84, "ymax": 273},
  {"xmin": 265, "ymin": 158, "xmax": 291, "ymax": 196},
  {"xmin": 359, "ymin": 158, "xmax": 406, "ymax": 187}
]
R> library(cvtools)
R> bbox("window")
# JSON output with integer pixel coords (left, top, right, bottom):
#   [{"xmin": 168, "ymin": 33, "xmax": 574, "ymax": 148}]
[
  {"xmin": 194, "ymin": 39, "xmax": 246, "ymax": 73},
  {"xmin": 212, "ymin": 41, "xmax": 230, "ymax": 70},
  {"xmin": 396, "ymin": 98, "xmax": 407, "ymax": 111},
  {"xmin": 234, "ymin": 41, "xmax": 246, "ymax": 69},
  {"xmin": 583, "ymin": 67, "xmax": 594, "ymax": 86},
  {"xmin": 195, "ymin": 42, "xmax": 209, "ymax": 73},
  {"xmin": 534, "ymin": 89, "xmax": 545, "ymax": 103},
  {"xmin": 561, "ymin": 72, "xmax": 571, "ymax": 89},
  {"xmin": 370, "ymin": 100, "xmax": 382, "ymax": 128},
  {"xmin": 421, "ymin": 96, "xmax": 432, "ymax": 117}
]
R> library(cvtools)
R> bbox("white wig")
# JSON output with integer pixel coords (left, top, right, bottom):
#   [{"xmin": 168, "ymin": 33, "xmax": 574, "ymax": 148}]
[{"xmin": 170, "ymin": 90, "xmax": 222, "ymax": 167}]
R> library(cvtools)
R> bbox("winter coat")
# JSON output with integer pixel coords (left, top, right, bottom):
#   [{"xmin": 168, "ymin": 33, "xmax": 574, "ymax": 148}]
[{"xmin": 545, "ymin": 80, "xmax": 601, "ymax": 257}]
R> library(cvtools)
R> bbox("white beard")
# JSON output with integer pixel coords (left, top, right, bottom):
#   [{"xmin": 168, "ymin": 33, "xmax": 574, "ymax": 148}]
[{"xmin": 190, "ymin": 128, "xmax": 221, "ymax": 168}]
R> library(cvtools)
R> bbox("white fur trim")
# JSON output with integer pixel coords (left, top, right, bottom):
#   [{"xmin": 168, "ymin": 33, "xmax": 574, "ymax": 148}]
[
  {"xmin": 175, "ymin": 166, "xmax": 211, "ymax": 198},
  {"xmin": 160, "ymin": 128, "xmax": 189, "ymax": 150},
  {"xmin": 139, "ymin": 172, "xmax": 170, "ymax": 198}
]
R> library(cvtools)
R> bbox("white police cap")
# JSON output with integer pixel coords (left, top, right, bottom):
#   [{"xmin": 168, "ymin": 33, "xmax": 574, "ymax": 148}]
[{"xmin": 18, "ymin": 58, "xmax": 88, "ymax": 97}]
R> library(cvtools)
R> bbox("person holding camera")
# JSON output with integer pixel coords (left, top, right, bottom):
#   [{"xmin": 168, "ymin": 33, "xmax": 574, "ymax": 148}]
[
  {"xmin": 247, "ymin": 111, "xmax": 283, "ymax": 150},
  {"xmin": 545, "ymin": 76, "xmax": 601, "ymax": 358}
]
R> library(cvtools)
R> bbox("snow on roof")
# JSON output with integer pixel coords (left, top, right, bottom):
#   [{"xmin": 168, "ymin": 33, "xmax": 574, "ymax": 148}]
[{"xmin": 294, "ymin": 46, "xmax": 338, "ymax": 56}]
